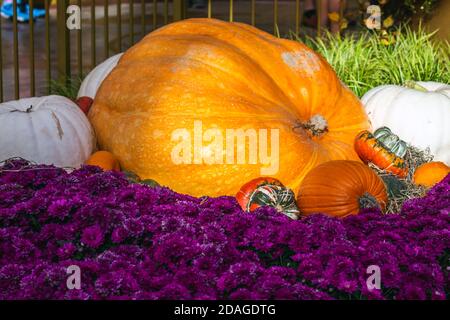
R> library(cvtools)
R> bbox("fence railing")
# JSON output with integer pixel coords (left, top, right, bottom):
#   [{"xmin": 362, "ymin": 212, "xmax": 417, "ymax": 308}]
[{"xmin": 0, "ymin": 0, "xmax": 346, "ymax": 102}]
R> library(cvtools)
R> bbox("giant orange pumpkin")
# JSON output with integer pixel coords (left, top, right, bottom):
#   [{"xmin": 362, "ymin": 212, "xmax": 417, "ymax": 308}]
[{"xmin": 89, "ymin": 18, "xmax": 370, "ymax": 197}]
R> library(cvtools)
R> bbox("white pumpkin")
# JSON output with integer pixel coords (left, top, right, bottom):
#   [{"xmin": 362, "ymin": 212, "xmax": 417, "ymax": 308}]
[
  {"xmin": 0, "ymin": 95, "xmax": 95, "ymax": 167},
  {"xmin": 77, "ymin": 53, "xmax": 123, "ymax": 99},
  {"xmin": 362, "ymin": 81, "xmax": 450, "ymax": 164}
]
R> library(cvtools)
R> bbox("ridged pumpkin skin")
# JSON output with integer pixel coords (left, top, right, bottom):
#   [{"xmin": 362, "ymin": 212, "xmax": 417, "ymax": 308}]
[
  {"xmin": 0, "ymin": 95, "xmax": 95, "ymax": 168},
  {"xmin": 297, "ymin": 160, "xmax": 388, "ymax": 218},
  {"xmin": 90, "ymin": 18, "xmax": 369, "ymax": 197},
  {"xmin": 362, "ymin": 81, "xmax": 450, "ymax": 164}
]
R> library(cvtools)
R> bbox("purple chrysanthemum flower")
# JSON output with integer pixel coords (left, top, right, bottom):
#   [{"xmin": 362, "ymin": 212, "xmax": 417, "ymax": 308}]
[
  {"xmin": 0, "ymin": 160, "xmax": 448, "ymax": 300},
  {"xmin": 81, "ymin": 225, "xmax": 104, "ymax": 249},
  {"xmin": 57, "ymin": 243, "xmax": 77, "ymax": 260}
]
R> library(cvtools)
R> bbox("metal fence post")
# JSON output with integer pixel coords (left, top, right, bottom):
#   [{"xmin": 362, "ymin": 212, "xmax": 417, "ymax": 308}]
[
  {"xmin": 173, "ymin": 0, "xmax": 186, "ymax": 21},
  {"xmin": 57, "ymin": 0, "xmax": 71, "ymax": 83}
]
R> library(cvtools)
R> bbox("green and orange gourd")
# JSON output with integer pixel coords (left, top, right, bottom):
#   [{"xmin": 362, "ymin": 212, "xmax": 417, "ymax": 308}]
[{"xmin": 354, "ymin": 127, "xmax": 408, "ymax": 178}]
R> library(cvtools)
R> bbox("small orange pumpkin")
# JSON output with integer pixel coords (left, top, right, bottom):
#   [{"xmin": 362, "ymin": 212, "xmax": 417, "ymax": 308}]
[
  {"xmin": 413, "ymin": 161, "xmax": 449, "ymax": 188},
  {"xmin": 297, "ymin": 160, "xmax": 388, "ymax": 218},
  {"xmin": 354, "ymin": 129, "xmax": 408, "ymax": 178},
  {"xmin": 85, "ymin": 151, "xmax": 121, "ymax": 171}
]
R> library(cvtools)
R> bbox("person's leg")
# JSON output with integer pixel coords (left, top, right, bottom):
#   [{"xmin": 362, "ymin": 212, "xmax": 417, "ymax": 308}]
[
  {"xmin": 14, "ymin": 0, "xmax": 29, "ymax": 22},
  {"xmin": 0, "ymin": 0, "xmax": 13, "ymax": 19}
]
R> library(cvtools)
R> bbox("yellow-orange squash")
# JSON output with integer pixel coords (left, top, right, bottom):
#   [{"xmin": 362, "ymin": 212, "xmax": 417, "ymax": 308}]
[
  {"xmin": 85, "ymin": 151, "xmax": 121, "ymax": 172},
  {"xmin": 413, "ymin": 161, "xmax": 449, "ymax": 188},
  {"xmin": 297, "ymin": 160, "xmax": 388, "ymax": 218},
  {"xmin": 89, "ymin": 18, "xmax": 370, "ymax": 197}
]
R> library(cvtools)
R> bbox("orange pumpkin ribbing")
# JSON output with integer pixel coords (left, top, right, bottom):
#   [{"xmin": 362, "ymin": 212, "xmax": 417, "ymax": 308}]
[
  {"xmin": 90, "ymin": 18, "xmax": 369, "ymax": 197},
  {"xmin": 297, "ymin": 160, "xmax": 388, "ymax": 218}
]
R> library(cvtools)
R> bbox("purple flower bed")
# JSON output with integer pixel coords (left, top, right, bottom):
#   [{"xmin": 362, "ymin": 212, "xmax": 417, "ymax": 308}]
[{"xmin": 0, "ymin": 159, "xmax": 449, "ymax": 300}]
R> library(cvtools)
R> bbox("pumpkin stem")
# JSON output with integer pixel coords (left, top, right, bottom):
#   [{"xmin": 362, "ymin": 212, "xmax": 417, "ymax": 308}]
[
  {"xmin": 296, "ymin": 114, "xmax": 328, "ymax": 137},
  {"xmin": 358, "ymin": 192, "xmax": 381, "ymax": 210},
  {"xmin": 404, "ymin": 80, "xmax": 428, "ymax": 92}
]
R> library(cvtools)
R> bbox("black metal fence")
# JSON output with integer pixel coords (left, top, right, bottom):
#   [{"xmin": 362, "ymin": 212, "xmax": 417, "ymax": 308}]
[{"xmin": 0, "ymin": 0, "xmax": 345, "ymax": 102}]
